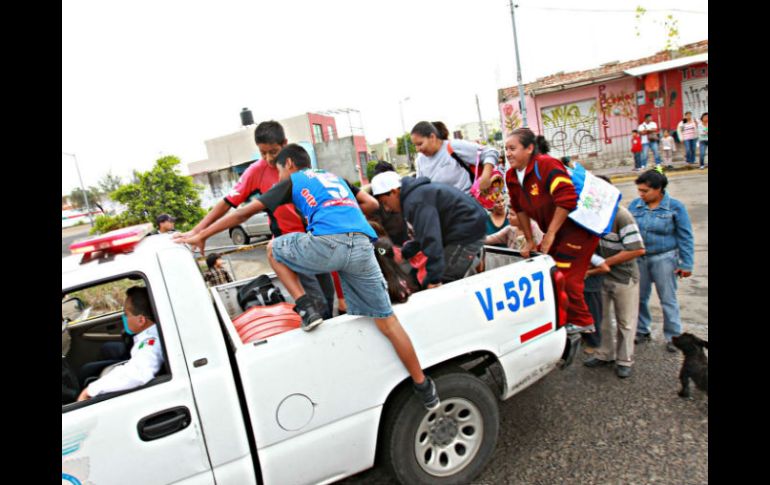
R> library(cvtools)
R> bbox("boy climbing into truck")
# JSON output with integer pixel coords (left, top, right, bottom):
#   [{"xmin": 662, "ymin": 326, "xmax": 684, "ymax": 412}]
[{"xmin": 179, "ymin": 144, "xmax": 440, "ymax": 410}]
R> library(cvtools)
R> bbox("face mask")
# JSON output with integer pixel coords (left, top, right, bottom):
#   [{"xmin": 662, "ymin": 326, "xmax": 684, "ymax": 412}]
[{"xmin": 122, "ymin": 314, "xmax": 135, "ymax": 336}]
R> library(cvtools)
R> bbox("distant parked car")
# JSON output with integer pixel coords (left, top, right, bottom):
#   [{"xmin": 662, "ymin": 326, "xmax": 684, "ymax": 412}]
[{"xmin": 229, "ymin": 211, "xmax": 272, "ymax": 245}]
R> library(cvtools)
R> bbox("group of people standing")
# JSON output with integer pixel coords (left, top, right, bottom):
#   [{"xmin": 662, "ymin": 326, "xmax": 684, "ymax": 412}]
[{"xmin": 632, "ymin": 112, "xmax": 708, "ymax": 170}]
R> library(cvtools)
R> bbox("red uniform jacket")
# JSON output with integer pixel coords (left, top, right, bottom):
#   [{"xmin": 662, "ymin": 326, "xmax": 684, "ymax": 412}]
[{"xmin": 505, "ymin": 154, "xmax": 594, "ymax": 252}]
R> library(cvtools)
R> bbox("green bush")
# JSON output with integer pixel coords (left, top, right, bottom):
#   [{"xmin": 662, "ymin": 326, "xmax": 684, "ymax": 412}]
[{"xmin": 366, "ymin": 160, "xmax": 379, "ymax": 182}]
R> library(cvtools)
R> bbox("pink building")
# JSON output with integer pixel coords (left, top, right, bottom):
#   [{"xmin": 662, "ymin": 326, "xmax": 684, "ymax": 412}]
[{"xmin": 498, "ymin": 40, "xmax": 708, "ymax": 168}]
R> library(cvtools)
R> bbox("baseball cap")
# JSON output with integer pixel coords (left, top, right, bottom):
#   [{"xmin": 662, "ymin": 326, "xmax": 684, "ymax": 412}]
[
  {"xmin": 370, "ymin": 171, "xmax": 402, "ymax": 196},
  {"xmin": 156, "ymin": 214, "xmax": 176, "ymax": 224}
]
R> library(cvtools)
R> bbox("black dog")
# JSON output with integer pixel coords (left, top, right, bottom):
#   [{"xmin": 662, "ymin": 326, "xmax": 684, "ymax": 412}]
[{"xmin": 671, "ymin": 333, "xmax": 708, "ymax": 398}]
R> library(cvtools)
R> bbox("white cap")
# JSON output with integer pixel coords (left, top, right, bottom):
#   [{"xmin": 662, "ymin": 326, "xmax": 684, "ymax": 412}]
[{"xmin": 370, "ymin": 171, "xmax": 402, "ymax": 196}]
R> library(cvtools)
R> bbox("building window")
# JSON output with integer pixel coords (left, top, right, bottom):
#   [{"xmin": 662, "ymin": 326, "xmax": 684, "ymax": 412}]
[
  {"xmin": 327, "ymin": 125, "xmax": 335, "ymax": 141},
  {"xmin": 313, "ymin": 124, "xmax": 324, "ymax": 143},
  {"xmin": 359, "ymin": 152, "xmax": 367, "ymax": 169}
]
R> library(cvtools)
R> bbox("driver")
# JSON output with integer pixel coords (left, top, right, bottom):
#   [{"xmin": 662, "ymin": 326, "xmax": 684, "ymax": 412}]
[{"xmin": 77, "ymin": 287, "xmax": 164, "ymax": 402}]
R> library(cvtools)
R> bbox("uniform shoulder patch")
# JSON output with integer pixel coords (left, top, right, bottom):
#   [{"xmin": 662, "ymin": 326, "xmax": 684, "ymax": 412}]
[{"xmin": 138, "ymin": 338, "xmax": 156, "ymax": 349}]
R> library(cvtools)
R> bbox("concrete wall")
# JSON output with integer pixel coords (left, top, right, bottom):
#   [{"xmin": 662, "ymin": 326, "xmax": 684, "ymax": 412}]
[
  {"xmin": 281, "ymin": 114, "xmax": 313, "ymax": 142},
  {"xmin": 204, "ymin": 127, "xmax": 257, "ymax": 168},
  {"xmin": 314, "ymin": 136, "xmax": 361, "ymax": 183}
]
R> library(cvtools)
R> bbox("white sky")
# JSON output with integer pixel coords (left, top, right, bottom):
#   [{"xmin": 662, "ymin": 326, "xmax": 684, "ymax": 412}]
[{"xmin": 62, "ymin": 0, "xmax": 708, "ymax": 196}]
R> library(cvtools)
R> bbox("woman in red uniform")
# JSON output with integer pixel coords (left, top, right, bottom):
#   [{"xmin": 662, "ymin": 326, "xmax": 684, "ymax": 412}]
[{"xmin": 504, "ymin": 128, "xmax": 600, "ymax": 333}]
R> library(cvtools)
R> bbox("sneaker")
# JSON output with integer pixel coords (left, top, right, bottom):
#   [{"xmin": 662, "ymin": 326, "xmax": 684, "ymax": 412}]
[
  {"xmin": 698, "ymin": 165, "xmax": 705, "ymax": 170},
  {"xmin": 616, "ymin": 365, "xmax": 632, "ymax": 378},
  {"xmin": 666, "ymin": 341, "xmax": 678, "ymax": 353},
  {"xmin": 414, "ymin": 376, "xmax": 440, "ymax": 411},
  {"xmin": 584, "ymin": 357, "xmax": 613, "ymax": 368},
  {"xmin": 583, "ymin": 346, "xmax": 596, "ymax": 355},
  {"xmin": 632, "ymin": 168, "xmax": 641, "ymax": 172},
  {"xmin": 634, "ymin": 333, "xmax": 652, "ymax": 345},
  {"xmin": 294, "ymin": 295, "xmax": 324, "ymax": 332}
]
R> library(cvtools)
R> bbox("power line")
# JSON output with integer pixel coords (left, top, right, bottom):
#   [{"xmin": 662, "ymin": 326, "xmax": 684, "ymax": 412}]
[{"xmin": 520, "ymin": 6, "xmax": 707, "ymax": 14}]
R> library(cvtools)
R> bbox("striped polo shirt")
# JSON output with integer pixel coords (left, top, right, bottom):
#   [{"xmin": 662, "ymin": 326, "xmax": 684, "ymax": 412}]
[{"xmin": 598, "ymin": 206, "xmax": 645, "ymax": 284}]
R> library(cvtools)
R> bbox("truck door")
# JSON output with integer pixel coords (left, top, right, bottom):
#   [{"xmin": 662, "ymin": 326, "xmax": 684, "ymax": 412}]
[{"xmin": 62, "ymin": 273, "xmax": 215, "ymax": 485}]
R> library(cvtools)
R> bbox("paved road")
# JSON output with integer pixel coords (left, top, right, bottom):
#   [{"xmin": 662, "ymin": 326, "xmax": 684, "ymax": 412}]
[{"xmin": 339, "ymin": 172, "xmax": 708, "ymax": 484}]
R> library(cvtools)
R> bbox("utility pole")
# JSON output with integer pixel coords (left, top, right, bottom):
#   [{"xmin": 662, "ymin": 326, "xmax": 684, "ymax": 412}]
[
  {"xmin": 509, "ymin": 1, "xmax": 528, "ymax": 127},
  {"xmin": 399, "ymin": 97, "xmax": 413, "ymax": 170},
  {"xmin": 475, "ymin": 94, "xmax": 488, "ymax": 142},
  {"xmin": 62, "ymin": 152, "xmax": 95, "ymax": 227}
]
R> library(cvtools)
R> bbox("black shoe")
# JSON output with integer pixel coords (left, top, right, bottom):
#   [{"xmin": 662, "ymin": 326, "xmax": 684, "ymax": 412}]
[
  {"xmin": 414, "ymin": 376, "xmax": 440, "ymax": 411},
  {"xmin": 634, "ymin": 333, "xmax": 651, "ymax": 345},
  {"xmin": 583, "ymin": 357, "xmax": 613, "ymax": 368},
  {"xmin": 294, "ymin": 295, "xmax": 324, "ymax": 332},
  {"xmin": 616, "ymin": 365, "xmax": 632, "ymax": 378},
  {"xmin": 666, "ymin": 342, "xmax": 678, "ymax": 353}
]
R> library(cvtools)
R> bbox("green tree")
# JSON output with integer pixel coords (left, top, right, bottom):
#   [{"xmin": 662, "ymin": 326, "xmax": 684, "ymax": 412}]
[
  {"xmin": 98, "ymin": 171, "xmax": 123, "ymax": 196},
  {"xmin": 396, "ymin": 133, "xmax": 416, "ymax": 156},
  {"xmin": 366, "ymin": 160, "xmax": 379, "ymax": 181},
  {"xmin": 69, "ymin": 187, "xmax": 104, "ymax": 213},
  {"xmin": 91, "ymin": 155, "xmax": 206, "ymax": 234},
  {"xmin": 635, "ymin": 6, "xmax": 683, "ymax": 52}
]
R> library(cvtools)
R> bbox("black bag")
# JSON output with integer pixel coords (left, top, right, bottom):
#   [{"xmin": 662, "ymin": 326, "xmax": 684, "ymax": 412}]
[
  {"xmin": 448, "ymin": 142, "xmax": 477, "ymax": 183},
  {"xmin": 237, "ymin": 274, "xmax": 286, "ymax": 311}
]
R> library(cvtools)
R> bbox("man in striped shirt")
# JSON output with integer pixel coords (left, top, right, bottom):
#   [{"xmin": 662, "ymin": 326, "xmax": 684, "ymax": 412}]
[{"xmin": 584, "ymin": 185, "xmax": 646, "ymax": 378}]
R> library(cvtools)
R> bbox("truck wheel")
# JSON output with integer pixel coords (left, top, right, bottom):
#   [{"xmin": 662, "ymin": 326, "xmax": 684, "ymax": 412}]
[
  {"xmin": 231, "ymin": 227, "xmax": 250, "ymax": 245},
  {"xmin": 381, "ymin": 369, "xmax": 500, "ymax": 485}
]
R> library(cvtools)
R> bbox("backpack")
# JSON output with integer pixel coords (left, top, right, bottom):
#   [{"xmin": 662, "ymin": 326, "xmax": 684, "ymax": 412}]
[
  {"xmin": 447, "ymin": 142, "xmax": 478, "ymax": 183},
  {"xmin": 533, "ymin": 161, "xmax": 621, "ymax": 236},
  {"xmin": 447, "ymin": 142, "xmax": 505, "ymax": 208},
  {"xmin": 237, "ymin": 274, "xmax": 286, "ymax": 311}
]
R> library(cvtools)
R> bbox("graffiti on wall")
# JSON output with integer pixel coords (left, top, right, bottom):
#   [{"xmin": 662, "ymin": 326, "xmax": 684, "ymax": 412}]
[
  {"xmin": 540, "ymin": 99, "xmax": 601, "ymax": 158},
  {"xmin": 501, "ymin": 103, "xmax": 522, "ymax": 134},
  {"xmin": 681, "ymin": 65, "xmax": 708, "ymax": 81},
  {"xmin": 599, "ymin": 89, "xmax": 637, "ymax": 120},
  {"xmin": 683, "ymin": 83, "xmax": 708, "ymax": 115}
]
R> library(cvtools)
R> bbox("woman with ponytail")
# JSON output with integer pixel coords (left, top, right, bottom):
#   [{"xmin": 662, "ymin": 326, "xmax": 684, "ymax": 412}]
[{"xmin": 504, "ymin": 128, "xmax": 600, "ymax": 334}]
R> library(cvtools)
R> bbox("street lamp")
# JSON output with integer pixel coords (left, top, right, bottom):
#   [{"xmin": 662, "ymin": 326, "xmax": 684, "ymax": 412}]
[
  {"xmin": 62, "ymin": 152, "xmax": 95, "ymax": 227},
  {"xmin": 508, "ymin": 1, "xmax": 528, "ymax": 127},
  {"xmin": 399, "ymin": 97, "xmax": 413, "ymax": 170}
]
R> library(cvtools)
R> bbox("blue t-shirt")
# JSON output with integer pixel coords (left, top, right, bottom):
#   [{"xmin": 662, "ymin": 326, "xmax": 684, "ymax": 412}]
[{"xmin": 259, "ymin": 169, "xmax": 376, "ymax": 241}]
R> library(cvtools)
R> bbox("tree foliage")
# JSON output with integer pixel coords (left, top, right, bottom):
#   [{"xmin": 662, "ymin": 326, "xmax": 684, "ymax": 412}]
[
  {"xmin": 90, "ymin": 155, "xmax": 206, "ymax": 234},
  {"xmin": 396, "ymin": 133, "xmax": 416, "ymax": 156},
  {"xmin": 69, "ymin": 187, "xmax": 104, "ymax": 213}
]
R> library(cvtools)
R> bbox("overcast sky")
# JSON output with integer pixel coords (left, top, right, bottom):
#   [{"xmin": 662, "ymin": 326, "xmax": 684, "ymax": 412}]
[{"xmin": 62, "ymin": 0, "xmax": 707, "ymax": 196}]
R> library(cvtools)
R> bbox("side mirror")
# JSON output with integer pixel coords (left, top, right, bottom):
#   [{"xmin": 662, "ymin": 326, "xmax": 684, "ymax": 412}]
[{"xmin": 62, "ymin": 297, "xmax": 86, "ymax": 321}]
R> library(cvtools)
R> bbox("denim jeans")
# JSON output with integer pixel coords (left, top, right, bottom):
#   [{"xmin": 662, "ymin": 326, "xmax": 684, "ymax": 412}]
[
  {"xmin": 699, "ymin": 140, "xmax": 708, "ymax": 166},
  {"xmin": 633, "ymin": 152, "xmax": 643, "ymax": 169},
  {"xmin": 636, "ymin": 250, "xmax": 682, "ymax": 342},
  {"xmin": 684, "ymin": 139, "xmax": 697, "ymax": 164},
  {"xmin": 272, "ymin": 232, "xmax": 393, "ymax": 318},
  {"xmin": 641, "ymin": 141, "xmax": 661, "ymax": 167}
]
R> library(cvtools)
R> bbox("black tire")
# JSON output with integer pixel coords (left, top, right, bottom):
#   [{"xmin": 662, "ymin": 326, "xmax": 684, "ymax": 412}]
[
  {"xmin": 231, "ymin": 227, "xmax": 250, "ymax": 245},
  {"xmin": 381, "ymin": 369, "xmax": 500, "ymax": 485}
]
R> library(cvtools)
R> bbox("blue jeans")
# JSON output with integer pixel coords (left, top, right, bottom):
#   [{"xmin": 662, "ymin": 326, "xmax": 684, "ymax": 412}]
[
  {"xmin": 684, "ymin": 139, "xmax": 697, "ymax": 164},
  {"xmin": 633, "ymin": 152, "xmax": 643, "ymax": 169},
  {"xmin": 699, "ymin": 140, "xmax": 708, "ymax": 166},
  {"xmin": 641, "ymin": 141, "xmax": 661, "ymax": 167},
  {"xmin": 636, "ymin": 250, "xmax": 682, "ymax": 342},
  {"xmin": 272, "ymin": 232, "xmax": 393, "ymax": 318}
]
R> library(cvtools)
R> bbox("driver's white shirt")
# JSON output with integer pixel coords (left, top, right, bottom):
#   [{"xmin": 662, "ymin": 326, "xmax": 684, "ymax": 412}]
[{"xmin": 87, "ymin": 325, "xmax": 164, "ymax": 397}]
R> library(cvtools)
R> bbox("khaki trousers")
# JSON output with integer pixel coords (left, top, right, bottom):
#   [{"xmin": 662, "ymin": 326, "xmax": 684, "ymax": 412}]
[{"xmin": 595, "ymin": 278, "xmax": 639, "ymax": 367}]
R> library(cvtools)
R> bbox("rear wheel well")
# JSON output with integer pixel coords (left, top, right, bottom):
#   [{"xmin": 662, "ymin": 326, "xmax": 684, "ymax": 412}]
[{"xmin": 375, "ymin": 351, "xmax": 506, "ymax": 463}]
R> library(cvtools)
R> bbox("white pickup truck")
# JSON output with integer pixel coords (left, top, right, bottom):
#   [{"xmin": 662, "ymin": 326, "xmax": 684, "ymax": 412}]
[{"xmin": 62, "ymin": 226, "xmax": 580, "ymax": 485}]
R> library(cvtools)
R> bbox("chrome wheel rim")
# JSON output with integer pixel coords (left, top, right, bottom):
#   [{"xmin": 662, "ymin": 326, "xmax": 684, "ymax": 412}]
[{"xmin": 414, "ymin": 397, "xmax": 484, "ymax": 477}]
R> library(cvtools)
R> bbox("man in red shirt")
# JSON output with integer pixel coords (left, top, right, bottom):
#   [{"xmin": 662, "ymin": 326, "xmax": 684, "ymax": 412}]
[{"xmin": 178, "ymin": 121, "xmax": 334, "ymax": 316}]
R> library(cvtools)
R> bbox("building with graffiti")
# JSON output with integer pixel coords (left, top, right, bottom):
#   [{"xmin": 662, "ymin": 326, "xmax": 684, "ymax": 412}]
[{"xmin": 497, "ymin": 40, "xmax": 707, "ymax": 169}]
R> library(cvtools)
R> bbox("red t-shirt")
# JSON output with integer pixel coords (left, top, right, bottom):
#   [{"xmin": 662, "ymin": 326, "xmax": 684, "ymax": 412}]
[
  {"xmin": 506, "ymin": 154, "xmax": 584, "ymax": 242},
  {"xmin": 631, "ymin": 135, "xmax": 642, "ymax": 153},
  {"xmin": 224, "ymin": 160, "xmax": 306, "ymax": 236}
]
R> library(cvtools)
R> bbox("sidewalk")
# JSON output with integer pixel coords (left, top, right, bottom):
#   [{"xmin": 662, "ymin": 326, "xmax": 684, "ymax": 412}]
[{"xmin": 591, "ymin": 159, "xmax": 708, "ymax": 182}]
